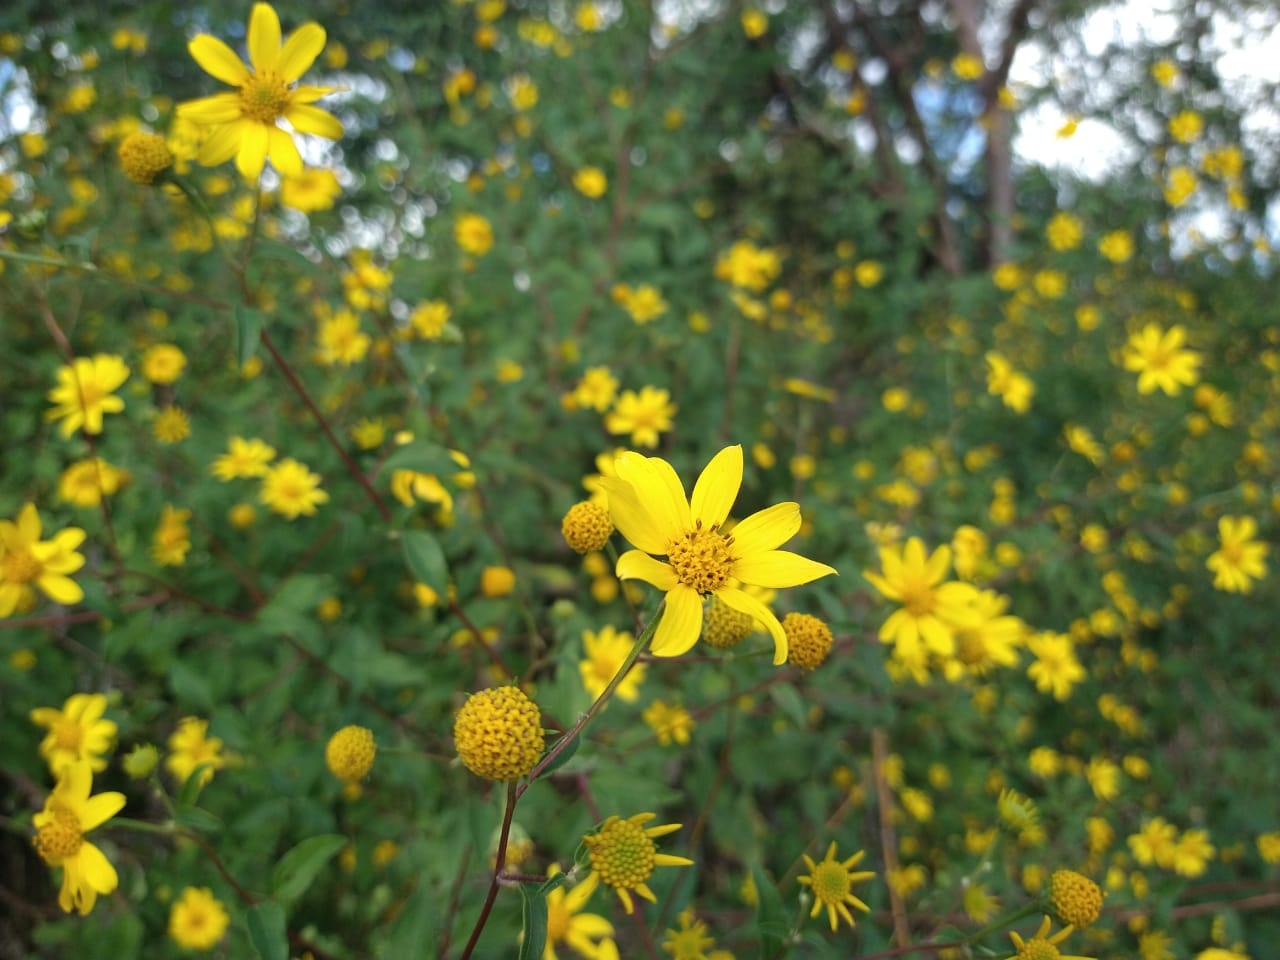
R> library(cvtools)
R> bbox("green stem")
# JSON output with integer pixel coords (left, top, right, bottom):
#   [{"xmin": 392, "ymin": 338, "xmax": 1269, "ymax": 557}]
[{"xmin": 108, "ymin": 817, "xmax": 180, "ymax": 836}]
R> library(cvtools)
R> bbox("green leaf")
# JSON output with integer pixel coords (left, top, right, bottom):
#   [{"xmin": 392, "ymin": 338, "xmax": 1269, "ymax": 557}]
[
  {"xmin": 174, "ymin": 806, "xmax": 224, "ymax": 833},
  {"xmin": 379, "ymin": 440, "xmax": 459, "ymax": 477},
  {"xmin": 517, "ymin": 883, "xmax": 549, "ymax": 960},
  {"xmin": 272, "ymin": 834, "xmax": 347, "ymax": 906},
  {"xmin": 401, "ymin": 530, "xmax": 449, "ymax": 594},
  {"xmin": 536, "ymin": 732, "xmax": 581, "ymax": 779},
  {"xmin": 752, "ymin": 864, "xmax": 788, "ymax": 960},
  {"xmin": 235, "ymin": 304, "xmax": 264, "ymax": 367},
  {"xmin": 175, "ymin": 766, "xmax": 214, "ymax": 808},
  {"xmin": 385, "ymin": 880, "xmax": 436, "ymax": 958},
  {"xmin": 246, "ymin": 900, "xmax": 288, "ymax": 960}
]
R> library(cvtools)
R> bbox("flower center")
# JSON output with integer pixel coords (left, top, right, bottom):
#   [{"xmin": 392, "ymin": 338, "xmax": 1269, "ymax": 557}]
[
  {"xmin": 956, "ymin": 631, "xmax": 985, "ymax": 665},
  {"xmin": 34, "ymin": 806, "xmax": 83, "ymax": 864},
  {"xmin": 586, "ymin": 819, "xmax": 656, "ymax": 889},
  {"xmin": 666, "ymin": 524, "xmax": 734, "ymax": 594},
  {"xmin": 812, "ymin": 862, "xmax": 851, "ymax": 903},
  {"xmin": 240, "ymin": 73, "xmax": 290, "ymax": 124},
  {"xmin": 1221, "ymin": 542, "xmax": 1244, "ymax": 565},
  {"xmin": 53, "ymin": 720, "xmax": 84, "ymax": 751},
  {"xmin": 900, "ymin": 581, "xmax": 935, "ymax": 618},
  {"xmin": 1, "ymin": 549, "xmax": 40, "ymax": 585},
  {"xmin": 1015, "ymin": 941, "xmax": 1061, "ymax": 960}
]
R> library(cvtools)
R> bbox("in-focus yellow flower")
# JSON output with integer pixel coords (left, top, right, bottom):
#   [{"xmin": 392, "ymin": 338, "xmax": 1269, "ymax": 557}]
[
  {"xmin": 168, "ymin": 886, "xmax": 231, "ymax": 951},
  {"xmin": 30, "ymin": 693, "xmax": 117, "ymax": 776},
  {"xmin": 454, "ymin": 686, "xmax": 545, "ymax": 781},
  {"xmin": 0, "ymin": 504, "xmax": 86, "ymax": 617},
  {"xmin": 32, "ymin": 762, "xmax": 126, "ymax": 915},
  {"xmin": 601, "ymin": 445, "xmax": 837, "ymax": 662},
  {"xmin": 177, "ymin": 2, "xmax": 343, "ymax": 178},
  {"xmin": 1206, "ymin": 516, "xmax": 1268, "ymax": 594},
  {"xmin": 798, "ymin": 842, "xmax": 875, "ymax": 931},
  {"xmin": 46, "ymin": 355, "xmax": 129, "ymax": 438},
  {"xmin": 582, "ymin": 813, "xmax": 693, "ymax": 914},
  {"xmin": 166, "ymin": 717, "xmax": 228, "ymax": 789},
  {"xmin": 579, "ymin": 625, "xmax": 645, "ymax": 702},
  {"xmin": 1006, "ymin": 916, "xmax": 1093, "ymax": 960},
  {"xmin": 260, "ymin": 458, "xmax": 328, "ymax": 518},
  {"xmin": 1122, "ymin": 323, "xmax": 1201, "ymax": 396}
]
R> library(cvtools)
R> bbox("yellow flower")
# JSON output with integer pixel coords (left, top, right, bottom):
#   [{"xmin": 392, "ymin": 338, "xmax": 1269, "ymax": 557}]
[
  {"xmin": 325, "ymin": 725, "xmax": 376, "ymax": 784},
  {"xmin": 211, "ymin": 436, "xmax": 276, "ymax": 480},
  {"xmin": 280, "ymin": 168, "xmax": 341, "ymax": 212},
  {"xmin": 1046, "ymin": 211, "xmax": 1083, "ymax": 251},
  {"xmin": 741, "ymin": 9, "xmax": 768, "ymax": 38},
  {"xmin": 314, "ymin": 309, "xmax": 371, "ymax": 365},
  {"xmin": 1098, "ymin": 230, "xmax": 1133, "ymax": 263},
  {"xmin": 1006, "ymin": 916, "xmax": 1094, "ymax": 960},
  {"xmin": 0, "ymin": 504, "xmax": 86, "ymax": 617},
  {"xmin": 605, "ymin": 387, "xmax": 677, "ymax": 448},
  {"xmin": 864, "ymin": 537, "xmax": 978, "ymax": 659},
  {"xmin": 166, "ymin": 717, "xmax": 228, "ymax": 788},
  {"xmin": 580, "ymin": 626, "xmax": 645, "ymax": 702},
  {"xmin": 142, "ymin": 343, "xmax": 187, "ymax": 384},
  {"xmin": 1051, "ymin": 870, "xmax": 1103, "ymax": 928},
  {"xmin": 1129, "ymin": 817, "xmax": 1177, "ymax": 869},
  {"xmin": 58, "ymin": 458, "xmax": 130, "ymax": 508},
  {"xmin": 1172, "ymin": 828, "xmax": 1214, "ymax": 877},
  {"xmin": 1206, "ymin": 516, "xmax": 1268, "ymax": 594},
  {"xmin": 118, "ymin": 132, "xmax": 173, "ymax": 184},
  {"xmin": 1026, "ymin": 632, "xmax": 1086, "ymax": 700},
  {"xmin": 46, "ymin": 354, "xmax": 129, "ymax": 438},
  {"xmin": 952, "ymin": 52, "xmax": 984, "ymax": 80},
  {"xmin": 1164, "ymin": 166, "xmax": 1198, "ymax": 206},
  {"xmin": 619, "ymin": 284, "xmax": 668, "ymax": 324},
  {"xmin": 643, "ymin": 700, "xmax": 695, "ymax": 746},
  {"xmin": 542, "ymin": 865, "xmax": 615, "ymax": 960},
  {"xmin": 663, "ymin": 909, "xmax": 714, "ymax": 959},
  {"xmin": 986, "ymin": 352, "xmax": 1035, "ymax": 413},
  {"xmin": 1122, "ymin": 323, "xmax": 1201, "ymax": 396},
  {"xmin": 714, "ymin": 240, "xmax": 781, "ymax": 292},
  {"xmin": 798, "ymin": 841, "xmax": 875, "ymax": 931},
  {"xmin": 582, "ymin": 813, "xmax": 693, "ymax": 914},
  {"xmin": 454, "ymin": 686, "xmax": 545, "ymax": 781},
  {"xmin": 29, "ymin": 693, "xmax": 117, "ymax": 776},
  {"xmin": 455, "ymin": 213, "xmax": 495, "ymax": 255},
  {"xmin": 573, "ymin": 166, "xmax": 607, "ymax": 198},
  {"xmin": 783, "ymin": 612, "xmax": 834, "ymax": 670},
  {"xmin": 1151, "ymin": 60, "xmax": 1178, "ymax": 87},
  {"xmin": 481, "ymin": 565, "xmax": 516, "ymax": 597},
  {"xmin": 153, "ymin": 406, "xmax": 191, "ymax": 445},
  {"xmin": 602, "ymin": 445, "xmax": 837, "ymax": 662},
  {"xmin": 1168, "ymin": 110, "xmax": 1203, "ymax": 144},
  {"xmin": 260, "ymin": 458, "xmax": 329, "ymax": 518},
  {"xmin": 410, "ymin": 300, "xmax": 452, "ymax": 340},
  {"xmin": 32, "ymin": 762, "xmax": 125, "ymax": 915},
  {"xmin": 169, "ymin": 886, "xmax": 231, "ymax": 951},
  {"xmin": 177, "ymin": 2, "xmax": 343, "ymax": 179}
]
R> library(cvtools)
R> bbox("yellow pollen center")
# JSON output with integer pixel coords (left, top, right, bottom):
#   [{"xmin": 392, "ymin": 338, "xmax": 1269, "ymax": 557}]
[
  {"xmin": 956, "ymin": 631, "xmax": 985, "ymax": 664},
  {"xmin": 53, "ymin": 720, "xmax": 84, "ymax": 751},
  {"xmin": 900, "ymin": 581, "xmax": 935, "ymax": 618},
  {"xmin": 666, "ymin": 524, "xmax": 734, "ymax": 594},
  {"xmin": 812, "ymin": 862, "xmax": 851, "ymax": 903},
  {"xmin": 587, "ymin": 820, "xmax": 656, "ymax": 889},
  {"xmin": 1016, "ymin": 941, "xmax": 1061, "ymax": 960},
  {"xmin": 77, "ymin": 383, "xmax": 105, "ymax": 407},
  {"xmin": 1221, "ymin": 542, "xmax": 1244, "ymax": 564},
  {"xmin": 1, "ymin": 549, "xmax": 40, "ymax": 584},
  {"xmin": 240, "ymin": 73, "xmax": 290, "ymax": 124},
  {"xmin": 35, "ymin": 807, "xmax": 84, "ymax": 864}
]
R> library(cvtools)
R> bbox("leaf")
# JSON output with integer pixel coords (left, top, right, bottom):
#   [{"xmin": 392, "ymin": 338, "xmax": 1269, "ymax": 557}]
[
  {"xmin": 379, "ymin": 440, "xmax": 459, "ymax": 477},
  {"xmin": 174, "ymin": 806, "xmax": 224, "ymax": 833},
  {"xmin": 536, "ymin": 732, "xmax": 581, "ymax": 779},
  {"xmin": 517, "ymin": 883, "xmax": 549, "ymax": 960},
  {"xmin": 385, "ymin": 880, "xmax": 436, "ymax": 958},
  {"xmin": 401, "ymin": 530, "xmax": 449, "ymax": 594},
  {"xmin": 272, "ymin": 834, "xmax": 347, "ymax": 906},
  {"xmin": 246, "ymin": 900, "xmax": 288, "ymax": 960},
  {"xmin": 235, "ymin": 304, "xmax": 264, "ymax": 367},
  {"xmin": 175, "ymin": 766, "xmax": 214, "ymax": 808},
  {"xmin": 751, "ymin": 863, "xmax": 788, "ymax": 960}
]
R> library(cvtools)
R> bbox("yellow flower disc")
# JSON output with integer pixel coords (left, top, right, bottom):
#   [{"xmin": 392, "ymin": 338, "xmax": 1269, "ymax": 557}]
[
  {"xmin": 325, "ymin": 725, "xmax": 376, "ymax": 783},
  {"xmin": 562, "ymin": 501, "xmax": 613, "ymax": 554},
  {"xmin": 35, "ymin": 807, "xmax": 84, "ymax": 864},
  {"xmin": 584, "ymin": 816, "xmax": 657, "ymax": 891},
  {"xmin": 703, "ymin": 596, "xmax": 753, "ymax": 649},
  {"xmin": 118, "ymin": 132, "xmax": 173, "ymax": 184},
  {"xmin": 783, "ymin": 612, "xmax": 833, "ymax": 670},
  {"xmin": 1050, "ymin": 869, "xmax": 1103, "ymax": 928},
  {"xmin": 453, "ymin": 686, "xmax": 545, "ymax": 781}
]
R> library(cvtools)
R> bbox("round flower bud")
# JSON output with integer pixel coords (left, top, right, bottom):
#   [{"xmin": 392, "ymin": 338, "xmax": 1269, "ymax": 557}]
[
  {"xmin": 118, "ymin": 132, "xmax": 173, "ymax": 185},
  {"xmin": 783, "ymin": 612, "xmax": 834, "ymax": 670},
  {"xmin": 325, "ymin": 725, "xmax": 376, "ymax": 783},
  {"xmin": 480, "ymin": 565, "xmax": 516, "ymax": 598},
  {"xmin": 1050, "ymin": 868, "xmax": 1103, "ymax": 928},
  {"xmin": 703, "ymin": 596, "xmax": 754, "ymax": 649},
  {"xmin": 562, "ymin": 501, "xmax": 613, "ymax": 554},
  {"xmin": 454, "ymin": 686, "xmax": 544, "ymax": 781},
  {"xmin": 122, "ymin": 743, "xmax": 159, "ymax": 779}
]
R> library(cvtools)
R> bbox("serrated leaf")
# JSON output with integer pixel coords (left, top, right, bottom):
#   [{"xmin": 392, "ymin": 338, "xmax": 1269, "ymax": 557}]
[
  {"xmin": 752, "ymin": 864, "xmax": 788, "ymax": 960},
  {"xmin": 517, "ymin": 884, "xmax": 549, "ymax": 960},
  {"xmin": 401, "ymin": 530, "xmax": 449, "ymax": 594},
  {"xmin": 235, "ymin": 305, "xmax": 264, "ymax": 366},
  {"xmin": 246, "ymin": 900, "xmax": 288, "ymax": 960},
  {"xmin": 272, "ymin": 834, "xmax": 346, "ymax": 906}
]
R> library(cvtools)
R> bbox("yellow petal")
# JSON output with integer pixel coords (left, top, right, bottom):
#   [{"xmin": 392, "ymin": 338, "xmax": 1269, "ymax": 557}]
[
  {"xmin": 188, "ymin": 35, "xmax": 250, "ymax": 86},
  {"xmin": 267, "ymin": 126, "xmax": 303, "ymax": 177},
  {"xmin": 649, "ymin": 586, "xmax": 702, "ymax": 657},
  {"xmin": 277, "ymin": 22, "xmax": 326, "ymax": 81},
  {"xmin": 598, "ymin": 477, "xmax": 668, "ymax": 555},
  {"xmin": 17, "ymin": 503, "xmax": 40, "ymax": 541},
  {"xmin": 197, "ymin": 121, "xmax": 244, "ymax": 166},
  {"xmin": 614, "ymin": 453, "xmax": 690, "ymax": 542},
  {"xmin": 730, "ymin": 501, "xmax": 800, "ymax": 555},
  {"xmin": 285, "ymin": 103, "xmax": 343, "ymax": 140},
  {"xmin": 39, "ymin": 572, "xmax": 84, "ymax": 605},
  {"xmin": 653, "ymin": 853, "xmax": 695, "ymax": 866},
  {"xmin": 79, "ymin": 790, "xmax": 126, "ymax": 832},
  {"xmin": 690, "ymin": 445, "xmax": 741, "ymax": 528},
  {"xmin": 178, "ymin": 92, "xmax": 244, "ymax": 124},
  {"xmin": 237, "ymin": 122, "xmax": 270, "ymax": 179},
  {"xmin": 716, "ymin": 586, "xmax": 787, "ymax": 664},
  {"xmin": 247, "ymin": 2, "xmax": 282, "ymax": 73},
  {"xmin": 76, "ymin": 841, "xmax": 120, "ymax": 896},
  {"xmin": 615, "ymin": 551, "xmax": 678, "ymax": 590},
  {"xmin": 732, "ymin": 550, "xmax": 836, "ymax": 588}
]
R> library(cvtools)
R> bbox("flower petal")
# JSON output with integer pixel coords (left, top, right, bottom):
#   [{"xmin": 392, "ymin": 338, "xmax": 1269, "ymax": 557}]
[
  {"xmin": 277, "ymin": 22, "xmax": 326, "ymax": 81},
  {"xmin": 285, "ymin": 103, "xmax": 343, "ymax": 140},
  {"xmin": 197, "ymin": 121, "xmax": 244, "ymax": 166},
  {"xmin": 716, "ymin": 585, "xmax": 787, "ymax": 664},
  {"xmin": 598, "ymin": 477, "xmax": 668, "ymax": 555},
  {"xmin": 615, "ymin": 551, "xmax": 678, "ymax": 590},
  {"xmin": 730, "ymin": 501, "xmax": 800, "ymax": 555},
  {"xmin": 188, "ymin": 35, "xmax": 251, "ymax": 86},
  {"xmin": 37, "ymin": 573, "xmax": 84, "ymax": 605},
  {"xmin": 179, "ymin": 92, "xmax": 245, "ymax": 124},
  {"xmin": 247, "ymin": 2, "xmax": 282, "ymax": 73},
  {"xmin": 649, "ymin": 586, "xmax": 702, "ymax": 657},
  {"xmin": 236, "ymin": 122, "xmax": 270, "ymax": 179},
  {"xmin": 79, "ymin": 791, "xmax": 126, "ymax": 832},
  {"xmin": 266, "ymin": 126, "xmax": 303, "ymax": 177},
  {"xmin": 690, "ymin": 445, "xmax": 741, "ymax": 528},
  {"xmin": 614, "ymin": 453, "xmax": 690, "ymax": 542},
  {"xmin": 732, "ymin": 549, "xmax": 837, "ymax": 588},
  {"xmin": 76, "ymin": 841, "xmax": 119, "ymax": 895}
]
